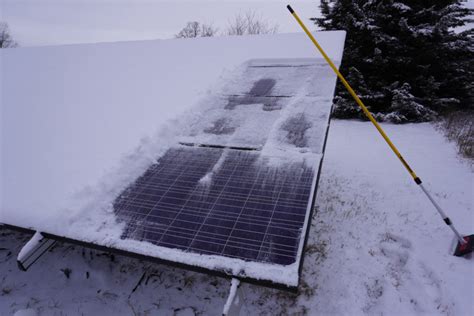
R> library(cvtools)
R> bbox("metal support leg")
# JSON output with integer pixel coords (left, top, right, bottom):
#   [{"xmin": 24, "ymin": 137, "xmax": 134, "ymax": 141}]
[
  {"xmin": 222, "ymin": 278, "xmax": 244, "ymax": 316},
  {"xmin": 17, "ymin": 231, "xmax": 56, "ymax": 271}
]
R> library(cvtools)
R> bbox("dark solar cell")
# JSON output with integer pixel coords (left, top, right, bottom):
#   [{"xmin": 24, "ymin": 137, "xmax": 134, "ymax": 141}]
[
  {"xmin": 249, "ymin": 78, "xmax": 276, "ymax": 96},
  {"xmin": 114, "ymin": 146, "xmax": 315, "ymax": 266},
  {"xmin": 225, "ymin": 78, "xmax": 280, "ymax": 111}
]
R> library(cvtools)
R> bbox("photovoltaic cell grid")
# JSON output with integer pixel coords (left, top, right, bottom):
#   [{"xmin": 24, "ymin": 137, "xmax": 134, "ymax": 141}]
[
  {"xmin": 114, "ymin": 146, "xmax": 315, "ymax": 265},
  {"xmin": 111, "ymin": 60, "xmax": 336, "ymax": 280}
]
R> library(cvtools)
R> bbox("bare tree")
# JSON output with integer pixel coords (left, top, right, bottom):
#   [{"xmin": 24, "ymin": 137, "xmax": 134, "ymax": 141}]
[
  {"xmin": 0, "ymin": 22, "xmax": 18, "ymax": 48},
  {"xmin": 175, "ymin": 12, "xmax": 277, "ymax": 39},
  {"xmin": 175, "ymin": 21, "xmax": 201, "ymax": 38},
  {"xmin": 200, "ymin": 23, "xmax": 218, "ymax": 37},
  {"xmin": 226, "ymin": 11, "xmax": 278, "ymax": 36},
  {"xmin": 244, "ymin": 11, "xmax": 278, "ymax": 35},
  {"xmin": 175, "ymin": 21, "xmax": 218, "ymax": 38},
  {"xmin": 226, "ymin": 14, "xmax": 247, "ymax": 36}
]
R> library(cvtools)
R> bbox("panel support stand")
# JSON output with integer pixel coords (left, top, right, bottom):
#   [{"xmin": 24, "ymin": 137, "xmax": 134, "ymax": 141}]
[
  {"xmin": 222, "ymin": 278, "xmax": 244, "ymax": 316},
  {"xmin": 17, "ymin": 231, "xmax": 56, "ymax": 271}
]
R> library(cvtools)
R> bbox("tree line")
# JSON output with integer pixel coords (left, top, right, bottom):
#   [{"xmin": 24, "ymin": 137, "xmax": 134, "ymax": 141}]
[{"xmin": 175, "ymin": 11, "xmax": 278, "ymax": 38}]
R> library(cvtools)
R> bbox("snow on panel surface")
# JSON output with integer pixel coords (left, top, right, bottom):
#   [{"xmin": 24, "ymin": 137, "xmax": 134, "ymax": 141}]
[
  {"xmin": 180, "ymin": 60, "xmax": 332, "ymax": 150},
  {"xmin": 1, "ymin": 32, "xmax": 345, "ymax": 287}
]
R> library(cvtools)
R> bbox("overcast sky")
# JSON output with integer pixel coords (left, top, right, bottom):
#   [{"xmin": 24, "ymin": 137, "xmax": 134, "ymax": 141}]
[
  {"xmin": 1, "ymin": 0, "xmax": 320, "ymax": 47},
  {"xmin": 2, "ymin": 0, "xmax": 472, "ymax": 47}
]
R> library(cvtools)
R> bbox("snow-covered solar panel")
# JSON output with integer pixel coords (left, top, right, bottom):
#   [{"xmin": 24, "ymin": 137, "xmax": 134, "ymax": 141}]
[
  {"xmin": 1, "ymin": 32, "xmax": 345, "ymax": 289},
  {"xmin": 114, "ymin": 146, "xmax": 314, "ymax": 266},
  {"xmin": 111, "ymin": 59, "xmax": 335, "ymax": 288}
]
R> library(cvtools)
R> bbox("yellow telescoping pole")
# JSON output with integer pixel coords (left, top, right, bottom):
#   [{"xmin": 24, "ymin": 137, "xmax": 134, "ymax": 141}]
[
  {"xmin": 286, "ymin": 4, "xmax": 471, "ymax": 249},
  {"xmin": 287, "ymin": 5, "xmax": 420, "ymax": 183}
]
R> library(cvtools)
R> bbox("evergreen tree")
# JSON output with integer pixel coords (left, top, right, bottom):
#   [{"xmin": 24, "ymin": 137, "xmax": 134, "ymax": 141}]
[
  {"xmin": 388, "ymin": 82, "xmax": 436, "ymax": 122},
  {"xmin": 314, "ymin": 0, "xmax": 473, "ymax": 123}
]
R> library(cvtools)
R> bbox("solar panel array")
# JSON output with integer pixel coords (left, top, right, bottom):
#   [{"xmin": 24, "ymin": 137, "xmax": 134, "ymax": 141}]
[
  {"xmin": 113, "ymin": 59, "xmax": 334, "ymax": 283},
  {"xmin": 1, "ymin": 30, "xmax": 344, "ymax": 289}
]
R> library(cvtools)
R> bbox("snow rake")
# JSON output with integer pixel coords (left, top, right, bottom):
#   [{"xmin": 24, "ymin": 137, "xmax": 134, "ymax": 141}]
[{"xmin": 287, "ymin": 4, "xmax": 473, "ymax": 257}]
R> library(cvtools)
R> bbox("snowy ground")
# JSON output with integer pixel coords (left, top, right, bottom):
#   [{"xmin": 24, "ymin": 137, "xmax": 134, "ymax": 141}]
[{"xmin": 1, "ymin": 119, "xmax": 472, "ymax": 316}]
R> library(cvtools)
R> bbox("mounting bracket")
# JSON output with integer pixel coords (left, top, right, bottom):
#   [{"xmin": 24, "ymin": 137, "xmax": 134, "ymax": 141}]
[{"xmin": 17, "ymin": 231, "xmax": 56, "ymax": 271}]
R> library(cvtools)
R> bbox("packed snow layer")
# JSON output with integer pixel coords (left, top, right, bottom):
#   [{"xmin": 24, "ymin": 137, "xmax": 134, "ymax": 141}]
[
  {"xmin": 0, "ymin": 31, "xmax": 345, "ymax": 229},
  {"xmin": 1, "ymin": 120, "xmax": 471, "ymax": 315}
]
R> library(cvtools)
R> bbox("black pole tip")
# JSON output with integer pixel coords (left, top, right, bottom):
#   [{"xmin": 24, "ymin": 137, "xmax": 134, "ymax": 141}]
[{"xmin": 287, "ymin": 5, "xmax": 294, "ymax": 14}]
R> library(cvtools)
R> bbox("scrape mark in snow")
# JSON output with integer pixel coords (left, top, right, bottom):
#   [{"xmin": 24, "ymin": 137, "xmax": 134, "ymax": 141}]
[
  {"xmin": 198, "ymin": 149, "xmax": 230, "ymax": 187},
  {"xmin": 282, "ymin": 114, "xmax": 312, "ymax": 148}
]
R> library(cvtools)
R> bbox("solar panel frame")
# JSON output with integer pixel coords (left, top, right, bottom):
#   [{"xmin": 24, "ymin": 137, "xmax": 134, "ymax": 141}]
[
  {"xmin": 1, "ymin": 222, "xmax": 307, "ymax": 291},
  {"xmin": 295, "ymin": 111, "xmax": 334, "ymax": 281}
]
